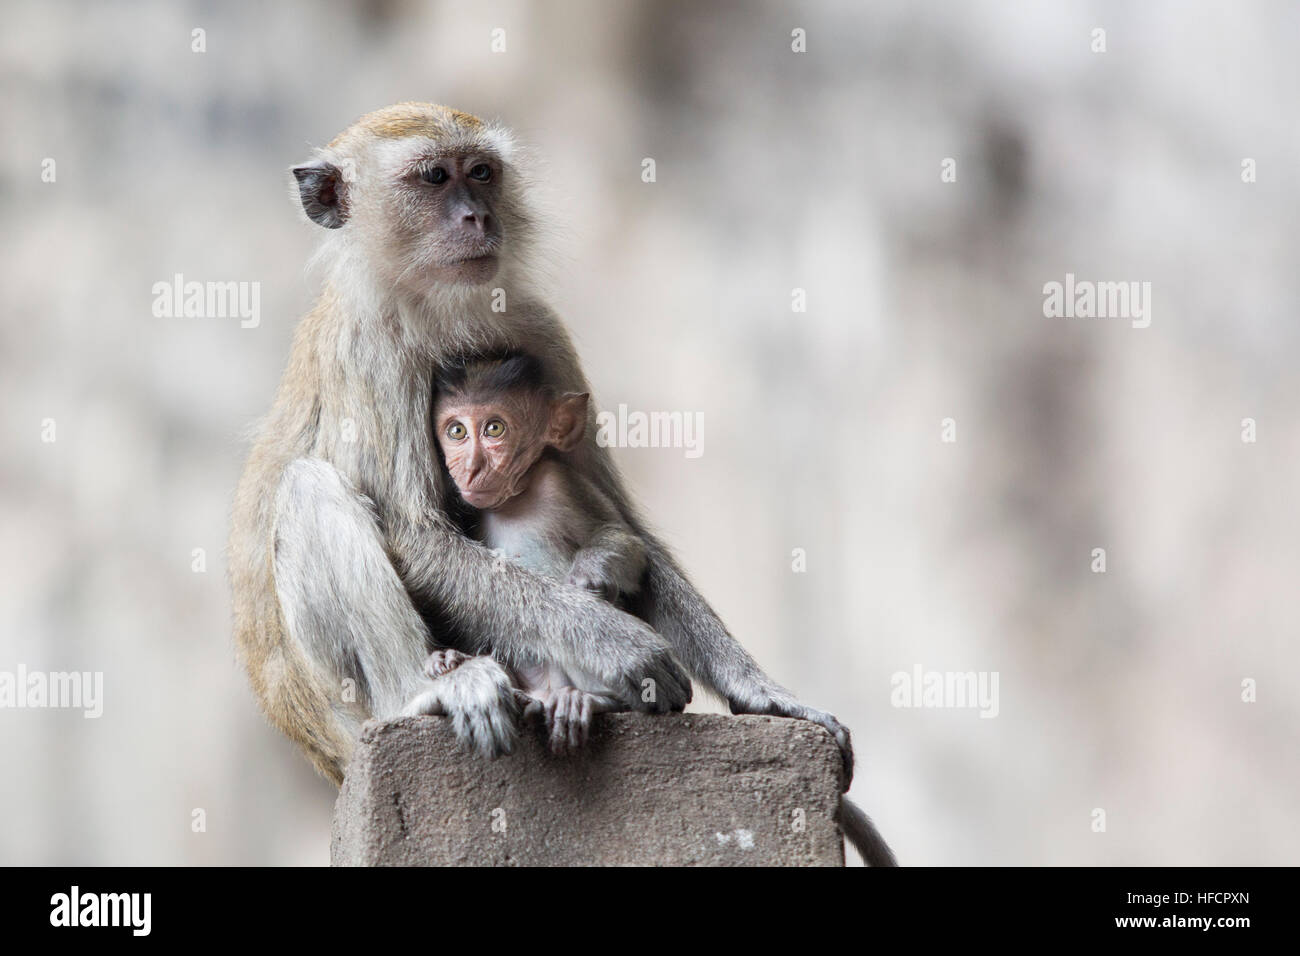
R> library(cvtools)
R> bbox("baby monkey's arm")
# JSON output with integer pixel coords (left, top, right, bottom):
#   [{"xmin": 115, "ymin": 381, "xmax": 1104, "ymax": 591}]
[{"xmin": 563, "ymin": 469, "xmax": 648, "ymax": 603}]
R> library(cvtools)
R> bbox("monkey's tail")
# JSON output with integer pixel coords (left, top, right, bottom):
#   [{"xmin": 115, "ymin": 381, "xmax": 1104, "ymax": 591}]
[{"xmin": 838, "ymin": 798, "xmax": 898, "ymax": 867}]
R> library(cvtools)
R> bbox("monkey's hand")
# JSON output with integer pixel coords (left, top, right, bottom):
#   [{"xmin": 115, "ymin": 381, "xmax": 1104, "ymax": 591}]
[
  {"xmin": 563, "ymin": 590, "xmax": 692, "ymax": 713},
  {"xmin": 401, "ymin": 655, "xmax": 523, "ymax": 759},
  {"xmin": 730, "ymin": 693, "xmax": 855, "ymax": 786},
  {"xmin": 423, "ymin": 647, "xmax": 471, "ymax": 680},
  {"xmin": 567, "ymin": 530, "xmax": 646, "ymax": 603},
  {"xmin": 566, "ymin": 568, "xmax": 618, "ymax": 604}
]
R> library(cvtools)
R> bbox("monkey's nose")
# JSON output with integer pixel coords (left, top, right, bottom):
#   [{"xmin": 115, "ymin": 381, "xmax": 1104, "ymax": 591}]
[
  {"xmin": 460, "ymin": 210, "xmax": 490, "ymax": 234},
  {"xmin": 464, "ymin": 451, "xmax": 485, "ymax": 483}
]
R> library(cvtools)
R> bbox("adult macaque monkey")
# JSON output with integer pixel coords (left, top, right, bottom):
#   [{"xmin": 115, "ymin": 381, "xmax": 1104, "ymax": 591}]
[{"xmin": 229, "ymin": 103, "xmax": 895, "ymax": 865}]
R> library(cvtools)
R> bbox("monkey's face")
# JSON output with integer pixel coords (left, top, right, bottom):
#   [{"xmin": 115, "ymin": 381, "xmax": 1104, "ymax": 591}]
[
  {"xmin": 378, "ymin": 145, "xmax": 507, "ymax": 290},
  {"xmin": 434, "ymin": 391, "xmax": 551, "ymax": 510},
  {"xmin": 292, "ymin": 105, "xmax": 528, "ymax": 297}
]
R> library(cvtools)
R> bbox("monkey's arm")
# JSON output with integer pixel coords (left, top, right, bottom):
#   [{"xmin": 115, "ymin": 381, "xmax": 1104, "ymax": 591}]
[
  {"xmin": 579, "ymin": 446, "xmax": 854, "ymax": 781},
  {"xmin": 563, "ymin": 470, "xmax": 648, "ymax": 601},
  {"xmin": 522, "ymin": 301, "xmax": 845, "ymax": 765},
  {"xmin": 638, "ymin": 537, "xmax": 854, "ymax": 781},
  {"xmin": 392, "ymin": 515, "xmax": 690, "ymax": 712}
]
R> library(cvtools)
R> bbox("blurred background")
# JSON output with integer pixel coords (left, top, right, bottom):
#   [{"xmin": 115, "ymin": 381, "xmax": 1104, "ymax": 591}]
[{"xmin": 2, "ymin": 0, "xmax": 1298, "ymax": 865}]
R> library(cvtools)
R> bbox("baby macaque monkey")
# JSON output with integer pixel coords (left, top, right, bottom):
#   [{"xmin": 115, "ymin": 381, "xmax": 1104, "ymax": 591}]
[{"xmin": 421, "ymin": 352, "xmax": 649, "ymax": 753}]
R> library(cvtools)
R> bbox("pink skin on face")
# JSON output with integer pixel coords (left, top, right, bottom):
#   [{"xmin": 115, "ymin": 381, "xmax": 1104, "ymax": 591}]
[{"xmin": 434, "ymin": 391, "xmax": 551, "ymax": 511}]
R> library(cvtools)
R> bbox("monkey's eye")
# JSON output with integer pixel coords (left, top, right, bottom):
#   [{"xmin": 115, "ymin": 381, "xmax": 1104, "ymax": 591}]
[
  {"xmin": 469, "ymin": 163, "xmax": 492, "ymax": 182},
  {"xmin": 445, "ymin": 422, "xmax": 467, "ymax": 440},
  {"xmin": 421, "ymin": 166, "xmax": 449, "ymax": 185},
  {"xmin": 484, "ymin": 420, "xmax": 506, "ymax": 438}
]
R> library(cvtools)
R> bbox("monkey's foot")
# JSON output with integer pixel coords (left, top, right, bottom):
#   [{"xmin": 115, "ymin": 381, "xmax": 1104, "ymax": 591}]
[
  {"xmin": 798, "ymin": 706, "xmax": 854, "ymax": 784},
  {"xmin": 536, "ymin": 687, "xmax": 615, "ymax": 755},
  {"xmin": 423, "ymin": 647, "xmax": 471, "ymax": 680},
  {"xmin": 731, "ymin": 695, "xmax": 854, "ymax": 786}
]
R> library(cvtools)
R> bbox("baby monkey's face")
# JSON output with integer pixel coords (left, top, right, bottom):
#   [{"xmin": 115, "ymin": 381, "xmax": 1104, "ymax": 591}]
[{"xmin": 434, "ymin": 387, "xmax": 587, "ymax": 510}]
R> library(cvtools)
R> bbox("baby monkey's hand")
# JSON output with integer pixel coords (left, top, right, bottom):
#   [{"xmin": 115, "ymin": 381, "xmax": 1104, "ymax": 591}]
[{"xmin": 566, "ymin": 570, "xmax": 619, "ymax": 604}]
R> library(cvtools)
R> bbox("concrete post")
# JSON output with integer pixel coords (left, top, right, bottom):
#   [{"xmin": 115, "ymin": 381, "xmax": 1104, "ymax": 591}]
[{"xmin": 331, "ymin": 712, "xmax": 847, "ymax": 866}]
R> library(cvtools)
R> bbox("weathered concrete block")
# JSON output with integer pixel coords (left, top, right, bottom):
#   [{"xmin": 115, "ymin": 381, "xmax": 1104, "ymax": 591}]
[{"xmin": 331, "ymin": 712, "xmax": 847, "ymax": 866}]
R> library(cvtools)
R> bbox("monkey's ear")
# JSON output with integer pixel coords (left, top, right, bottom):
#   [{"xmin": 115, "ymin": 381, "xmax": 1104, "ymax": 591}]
[
  {"xmin": 291, "ymin": 159, "xmax": 348, "ymax": 229},
  {"xmin": 548, "ymin": 392, "xmax": 589, "ymax": 452}
]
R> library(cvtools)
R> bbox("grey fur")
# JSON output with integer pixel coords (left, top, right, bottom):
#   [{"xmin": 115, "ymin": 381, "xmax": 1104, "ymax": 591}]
[{"xmin": 837, "ymin": 797, "xmax": 900, "ymax": 867}]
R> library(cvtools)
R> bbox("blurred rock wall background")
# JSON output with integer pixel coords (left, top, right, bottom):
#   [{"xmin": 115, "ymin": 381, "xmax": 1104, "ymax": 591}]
[{"xmin": 2, "ymin": 0, "xmax": 1297, "ymax": 864}]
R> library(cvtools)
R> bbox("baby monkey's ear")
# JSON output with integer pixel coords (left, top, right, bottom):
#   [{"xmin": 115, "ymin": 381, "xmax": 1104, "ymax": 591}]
[{"xmin": 547, "ymin": 392, "xmax": 590, "ymax": 452}]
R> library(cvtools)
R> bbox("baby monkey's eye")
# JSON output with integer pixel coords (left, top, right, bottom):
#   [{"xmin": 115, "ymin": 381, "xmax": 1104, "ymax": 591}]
[
  {"xmin": 421, "ymin": 166, "xmax": 449, "ymax": 185},
  {"xmin": 484, "ymin": 420, "xmax": 506, "ymax": 438},
  {"xmin": 445, "ymin": 422, "xmax": 467, "ymax": 440},
  {"xmin": 468, "ymin": 163, "xmax": 492, "ymax": 182}
]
